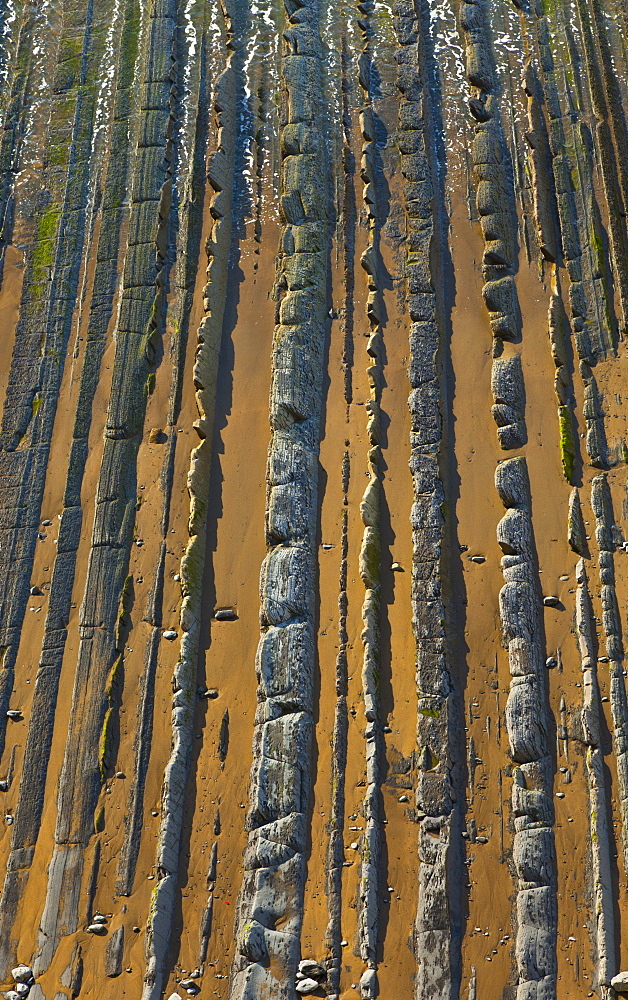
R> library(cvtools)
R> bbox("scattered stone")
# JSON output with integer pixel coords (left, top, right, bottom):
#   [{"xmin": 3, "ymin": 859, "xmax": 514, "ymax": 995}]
[
  {"xmin": 299, "ymin": 961, "xmax": 325, "ymax": 979},
  {"xmin": 391, "ymin": 562, "xmax": 403, "ymax": 571},
  {"xmin": 41, "ymin": 520, "xmax": 52, "ymax": 526},
  {"xmin": 29, "ymin": 586, "xmax": 42, "ymax": 596},
  {"xmin": 214, "ymin": 608, "xmax": 237, "ymax": 621},
  {"xmin": 545, "ymin": 657, "xmax": 557, "ymax": 668},
  {"xmin": 116, "ymin": 772, "xmax": 125, "ymax": 779},
  {"xmin": 15, "ymin": 987, "xmax": 29, "ymax": 998},
  {"xmin": 295, "ymin": 979, "xmax": 319, "ymax": 995},
  {"xmin": 398, "ymin": 795, "xmax": 409, "ymax": 803},
  {"xmin": 11, "ymin": 968, "xmax": 33, "ymax": 985},
  {"xmin": 162, "ymin": 630, "xmax": 178, "ymax": 640},
  {"xmin": 476, "ymin": 836, "xmax": 488, "ymax": 844},
  {"xmin": 6, "ymin": 992, "xmax": 20, "ymax": 1000},
  {"xmin": 149, "ymin": 428, "xmax": 167, "ymax": 444},
  {"xmin": 174, "ymin": 573, "xmax": 181, "ymax": 581},
  {"xmin": 611, "ymin": 973, "xmax": 628, "ymax": 994},
  {"xmin": 86, "ymin": 924, "xmax": 107, "ymax": 935},
  {"xmin": 92, "ymin": 914, "xmax": 107, "ymax": 924},
  {"xmin": 543, "ymin": 596, "xmax": 559, "ymax": 607},
  {"xmin": 471, "ymin": 555, "xmax": 486, "ymax": 563},
  {"xmin": 6, "ymin": 710, "xmax": 22, "ymax": 720},
  {"xmin": 5, "ymin": 815, "xmax": 13, "ymax": 825}
]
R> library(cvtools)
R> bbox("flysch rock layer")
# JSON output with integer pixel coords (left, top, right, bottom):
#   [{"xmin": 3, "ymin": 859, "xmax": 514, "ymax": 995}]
[
  {"xmin": 229, "ymin": 1, "xmax": 329, "ymax": 996},
  {"xmin": 395, "ymin": 1, "xmax": 463, "ymax": 995},
  {"xmin": 496, "ymin": 458, "xmax": 557, "ymax": 1000},
  {"xmin": 1, "ymin": 0, "xmax": 628, "ymax": 995}
]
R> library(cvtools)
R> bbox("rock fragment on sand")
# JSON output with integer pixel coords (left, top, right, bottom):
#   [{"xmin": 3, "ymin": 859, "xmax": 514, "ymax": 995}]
[
  {"xmin": 214, "ymin": 608, "xmax": 237, "ymax": 620},
  {"xmin": 86, "ymin": 923, "xmax": 107, "ymax": 935},
  {"xmin": 298, "ymin": 960, "xmax": 325, "ymax": 978},
  {"xmin": 105, "ymin": 926, "xmax": 124, "ymax": 977},
  {"xmin": 567, "ymin": 487, "xmax": 586, "ymax": 554},
  {"xmin": 162, "ymin": 629, "xmax": 178, "ymax": 640},
  {"xmin": 612, "ymin": 973, "xmax": 628, "ymax": 993},
  {"xmin": 11, "ymin": 969, "xmax": 33, "ymax": 986},
  {"xmin": 295, "ymin": 979, "xmax": 319, "ymax": 995}
]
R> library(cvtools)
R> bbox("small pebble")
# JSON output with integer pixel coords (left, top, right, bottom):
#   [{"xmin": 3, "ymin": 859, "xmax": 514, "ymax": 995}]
[
  {"xmin": 174, "ymin": 573, "xmax": 181, "ymax": 581},
  {"xmin": 543, "ymin": 596, "xmax": 559, "ymax": 607},
  {"xmin": 471, "ymin": 555, "xmax": 485, "ymax": 564},
  {"xmin": 5, "ymin": 815, "xmax": 13, "ymax": 825},
  {"xmin": 162, "ymin": 630, "xmax": 178, "ymax": 640},
  {"xmin": 398, "ymin": 795, "xmax": 409, "ymax": 803},
  {"xmin": 545, "ymin": 657, "xmax": 557, "ymax": 668},
  {"xmin": 556, "ymin": 792, "xmax": 565, "ymax": 798}
]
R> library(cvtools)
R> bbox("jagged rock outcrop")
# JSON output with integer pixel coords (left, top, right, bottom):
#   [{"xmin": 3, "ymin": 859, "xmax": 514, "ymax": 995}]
[
  {"xmin": 229, "ymin": 2, "xmax": 329, "ymax": 996},
  {"xmin": 496, "ymin": 458, "xmax": 557, "ymax": 999},
  {"xmin": 491, "ymin": 354, "xmax": 526, "ymax": 450}
]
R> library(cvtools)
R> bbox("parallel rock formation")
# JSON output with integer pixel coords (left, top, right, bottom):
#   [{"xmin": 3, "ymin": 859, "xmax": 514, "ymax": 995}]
[
  {"xmin": 0, "ymin": 0, "xmax": 628, "ymax": 997},
  {"xmin": 496, "ymin": 458, "xmax": 557, "ymax": 1000}
]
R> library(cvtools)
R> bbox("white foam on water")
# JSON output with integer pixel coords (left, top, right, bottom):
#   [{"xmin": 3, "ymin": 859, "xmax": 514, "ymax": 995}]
[
  {"xmin": 426, "ymin": 0, "xmax": 469, "ymax": 176},
  {"xmin": 0, "ymin": 0, "xmax": 18, "ymax": 93}
]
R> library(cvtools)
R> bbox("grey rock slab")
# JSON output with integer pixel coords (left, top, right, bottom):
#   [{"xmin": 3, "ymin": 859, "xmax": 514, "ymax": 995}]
[
  {"xmin": 105, "ymin": 926, "xmax": 123, "ymax": 977},
  {"xmin": 10, "ymin": 968, "xmax": 32, "ymax": 984},
  {"xmin": 295, "ymin": 980, "xmax": 319, "ymax": 995}
]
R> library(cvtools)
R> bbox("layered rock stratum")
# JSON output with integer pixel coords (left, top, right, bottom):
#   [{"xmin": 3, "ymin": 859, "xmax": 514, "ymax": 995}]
[{"xmin": 1, "ymin": 0, "xmax": 628, "ymax": 997}]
